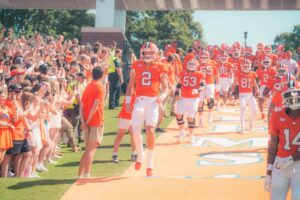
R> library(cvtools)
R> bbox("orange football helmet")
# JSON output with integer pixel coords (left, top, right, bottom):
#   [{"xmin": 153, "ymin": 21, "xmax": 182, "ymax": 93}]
[
  {"xmin": 261, "ymin": 56, "xmax": 271, "ymax": 68},
  {"xmin": 140, "ymin": 42, "xmax": 159, "ymax": 63},
  {"xmin": 221, "ymin": 43, "xmax": 228, "ymax": 52},
  {"xmin": 264, "ymin": 45, "xmax": 272, "ymax": 55},
  {"xmin": 193, "ymin": 40, "xmax": 202, "ymax": 52},
  {"xmin": 200, "ymin": 50, "xmax": 210, "ymax": 64},
  {"xmin": 220, "ymin": 53, "xmax": 229, "ymax": 64},
  {"xmin": 257, "ymin": 43, "xmax": 265, "ymax": 53},
  {"xmin": 276, "ymin": 63, "xmax": 288, "ymax": 77},
  {"xmin": 232, "ymin": 46, "xmax": 241, "ymax": 58},
  {"xmin": 241, "ymin": 58, "xmax": 252, "ymax": 73}
]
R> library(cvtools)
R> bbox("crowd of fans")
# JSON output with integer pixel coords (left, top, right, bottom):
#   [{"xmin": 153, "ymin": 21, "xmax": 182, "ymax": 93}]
[{"xmin": 0, "ymin": 28, "xmax": 126, "ymax": 178}]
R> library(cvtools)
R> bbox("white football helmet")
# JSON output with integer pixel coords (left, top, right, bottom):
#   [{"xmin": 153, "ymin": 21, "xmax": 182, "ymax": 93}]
[
  {"xmin": 282, "ymin": 81, "xmax": 300, "ymax": 110},
  {"xmin": 187, "ymin": 59, "xmax": 199, "ymax": 71}
]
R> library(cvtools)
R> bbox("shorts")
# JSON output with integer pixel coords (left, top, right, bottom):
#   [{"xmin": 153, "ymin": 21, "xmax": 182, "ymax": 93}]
[
  {"xmin": 131, "ymin": 96, "xmax": 159, "ymax": 128},
  {"xmin": 6, "ymin": 140, "xmax": 31, "ymax": 155},
  {"xmin": 49, "ymin": 113, "xmax": 62, "ymax": 129},
  {"xmin": 200, "ymin": 84, "xmax": 215, "ymax": 101},
  {"xmin": 176, "ymin": 97, "xmax": 199, "ymax": 118},
  {"xmin": 118, "ymin": 118, "xmax": 131, "ymax": 130},
  {"xmin": 83, "ymin": 126, "xmax": 104, "ymax": 144},
  {"xmin": 220, "ymin": 78, "xmax": 230, "ymax": 91}
]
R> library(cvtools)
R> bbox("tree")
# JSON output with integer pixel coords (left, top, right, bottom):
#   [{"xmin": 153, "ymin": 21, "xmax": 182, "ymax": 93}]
[
  {"xmin": 0, "ymin": 9, "xmax": 95, "ymax": 39},
  {"xmin": 274, "ymin": 25, "xmax": 300, "ymax": 54},
  {"xmin": 126, "ymin": 11, "xmax": 205, "ymax": 55}
]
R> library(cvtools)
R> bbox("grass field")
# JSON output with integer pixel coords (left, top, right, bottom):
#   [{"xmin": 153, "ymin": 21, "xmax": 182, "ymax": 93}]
[{"xmin": 0, "ymin": 101, "xmax": 174, "ymax": 200}]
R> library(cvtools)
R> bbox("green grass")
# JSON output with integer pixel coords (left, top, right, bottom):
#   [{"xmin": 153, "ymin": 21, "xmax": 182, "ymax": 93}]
[{"xmin": 0, "ymin": 100, "xmax": 174, "ymax": 200}]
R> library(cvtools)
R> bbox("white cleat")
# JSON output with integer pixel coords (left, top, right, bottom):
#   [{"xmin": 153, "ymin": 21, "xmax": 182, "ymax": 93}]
[{"xmin": 177, "ymin": 130, "xmax": 186, "ymax": 142}]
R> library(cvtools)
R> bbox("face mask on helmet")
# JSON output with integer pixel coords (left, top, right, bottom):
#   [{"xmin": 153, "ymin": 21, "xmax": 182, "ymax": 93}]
[
  {"xmin": 282, "ymin": 89, "xmax": 300, "ymax": 110},
  {"xmin": 276, "ymin": 65, "xmax": 288, "ymax": 77},
  {"xmin": 257, "ymin": 43, "xmax": 264, "ymax": 52},
  {"xmin": 200, "ymin": 55, "xmax": 209, "ymax": 64},
  {"xmin": 262, "ymin": 59, "xmax": 271, "ymax": 68},
  {"xmin": 141, "ymin": 50, "xmax": 156, "ymax": 63},
  {"xmin": 241, "ymin": 64, "xmax": 251, "ymax": 73},
  {"xmin": 141, "ymin": 42, "xmax": 158, "ymax": 63},
  {"xmin": 221, "ymin": 55, "xmax": 229, "ymax": 64},
  {"xmin": 232, "ymin": 50, "xmax": 240, "ymax": 58},
  {"xmin": 187, "ymin": 59, "xmax": 198, "ymax": 71}
]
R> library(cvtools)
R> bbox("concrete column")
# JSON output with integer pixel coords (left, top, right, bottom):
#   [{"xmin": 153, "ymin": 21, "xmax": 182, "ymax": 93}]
[
  {"xmin": 95, "ymin": 0, "xmax": 115, "ymax": 28},
  {"xmin": 260, "ymin": 0, "xmax": 269, "ymax": 9},
  {"xmin": 242, "ymin": 0, "xmax": 251, "ymax": 9},
  {"xmin": 114, "ymin": 10, "xmax": 127, "ymax": 34}
]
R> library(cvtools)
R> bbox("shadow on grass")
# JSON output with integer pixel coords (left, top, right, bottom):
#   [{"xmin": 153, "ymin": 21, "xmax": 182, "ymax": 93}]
[
  {"xmin": 80, "ymin": 143, "xmax": 131, "ymax": 151},
  {"xmin": 56, "ymin": 160, "xmax": 114, "ymax": 167},
  {"xmin": 7, "ymin": 179, "xmax": 75, "ymax": 190},
  {"xmin": 76, "ymin": 176, "xmax": 129, "ymax": 185}
]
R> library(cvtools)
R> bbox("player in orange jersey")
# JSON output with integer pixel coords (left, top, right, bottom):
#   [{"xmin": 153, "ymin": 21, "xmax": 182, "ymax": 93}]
[
  {"xmin": 230, "ymin": 59, "xmax": 259, "ymax": 133},
  {"xmin": 265, "ymin": 80, "xmax": 300, "ymax": 199},
  {"xmin": 217, "ymin": 53, "xmax": 233, "ymax": 110},
  {"xmin": 198, "ymin": 50, "xmax": 219, "ymax": 126},
  {"xmin": 256, "ymin": 56, "xmax": 274, "ymax": 119},
  {"xmin": 263, "ymin": 64, "xmax": 295, "ymax": 120},
  {"xmin": 275, "ymin": 44, "xmax": 286, "ymax": 62},
  {"xmin": 175, "ymin": 58, "xmax": 205, "ymax": 144},
  {"xmin": 229, "ymin": 47, "xmax": 244, "ymax": 103},
  {"xmin": 125, "ymin": 42, "xmax": 169, "ymax": 177},
  {"xmin": 112, "ymin": 91, "xmax": 137, "ymax": 163}
]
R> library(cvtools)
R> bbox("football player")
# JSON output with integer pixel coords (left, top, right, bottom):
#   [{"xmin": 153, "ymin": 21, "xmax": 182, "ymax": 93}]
[
  {"xmin": 265, "ymin": 80, "xmax": 300, "ymax": 200},
  {"xmin": 175, "ymin": 58, "xmax": 205, "ymax": 143},
  {"xmin": 256, "ymin": 56, "xmax": 274, "ymax": 119},
  {"xmin": 217, "ymin": 53, "xmax": 233, "ymax": 110},
  {"xmin": 198, "ymin": 50, "xmax": 219, "ymax": 126},
  {"xmin": 125, "ymin": 42, "xmax": 169, "ymax": 177},
  {"xmin": 230, "ymin": 59, "xmax": 259, "ymax": 133}
]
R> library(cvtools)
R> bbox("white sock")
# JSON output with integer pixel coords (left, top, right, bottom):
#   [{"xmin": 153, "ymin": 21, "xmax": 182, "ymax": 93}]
[{"xmin": 147, "ymin": 150, "xmax": 154, "ymax": 169}]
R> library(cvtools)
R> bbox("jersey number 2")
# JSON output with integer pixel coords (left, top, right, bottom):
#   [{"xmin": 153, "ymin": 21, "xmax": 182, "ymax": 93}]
[{"xmin": 141, "ymin": 71, "xmax": 152, "ymax": 86}]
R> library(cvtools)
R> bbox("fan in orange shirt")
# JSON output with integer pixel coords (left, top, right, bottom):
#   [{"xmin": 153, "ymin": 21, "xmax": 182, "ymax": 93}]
[
  {"xmin": 198, "ymin": 50, "xmax": 219, "ymax": 126},
  {"xmin": 0, "ymin": 90, "xmax": 14, "ymax": 165},
  {"xmin": 125, "ymin": 41, "xmax": 169, "ymax": 177},
  {"xmin": 230, "ymin": 59, "xmax": 259, "ymax": 133},
  {"xmin": 175, "ymin": 58, "xmax": 205, "ymax": 144}
]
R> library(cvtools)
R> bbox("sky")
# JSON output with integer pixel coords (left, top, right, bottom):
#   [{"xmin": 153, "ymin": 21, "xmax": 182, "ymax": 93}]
[{"xmin": 193, "ymin": 11, "xmax": 300, "ymax": 48}]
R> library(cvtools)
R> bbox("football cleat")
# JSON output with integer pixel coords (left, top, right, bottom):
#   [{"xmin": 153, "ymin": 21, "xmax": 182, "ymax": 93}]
[
  {"xmin": 135, "ymin": 162, "xmax": 142, "ymax": 171},
  {"xmin": 146, "ymin": 168, "xmax": 153, "ymax": 177}
]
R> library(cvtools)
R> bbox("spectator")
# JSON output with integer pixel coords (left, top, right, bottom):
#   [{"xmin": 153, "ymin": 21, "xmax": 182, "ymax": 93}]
[
  {"xmin": 78, "ymin": 67, "xmax": 104, "ymax": 178},
  {"xmin": 281, "ymin": 51, "xmax": 299, "ymax": 78},
  {"xmin": 108, "ymin": 49, "xmax": 123, "ymax": 109}
]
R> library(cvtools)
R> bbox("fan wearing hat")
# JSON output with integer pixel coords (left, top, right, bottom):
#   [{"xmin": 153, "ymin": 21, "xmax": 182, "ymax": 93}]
[{"xmin": 2, "ymin": 84, "xmax": 32, "ymax": 178}]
